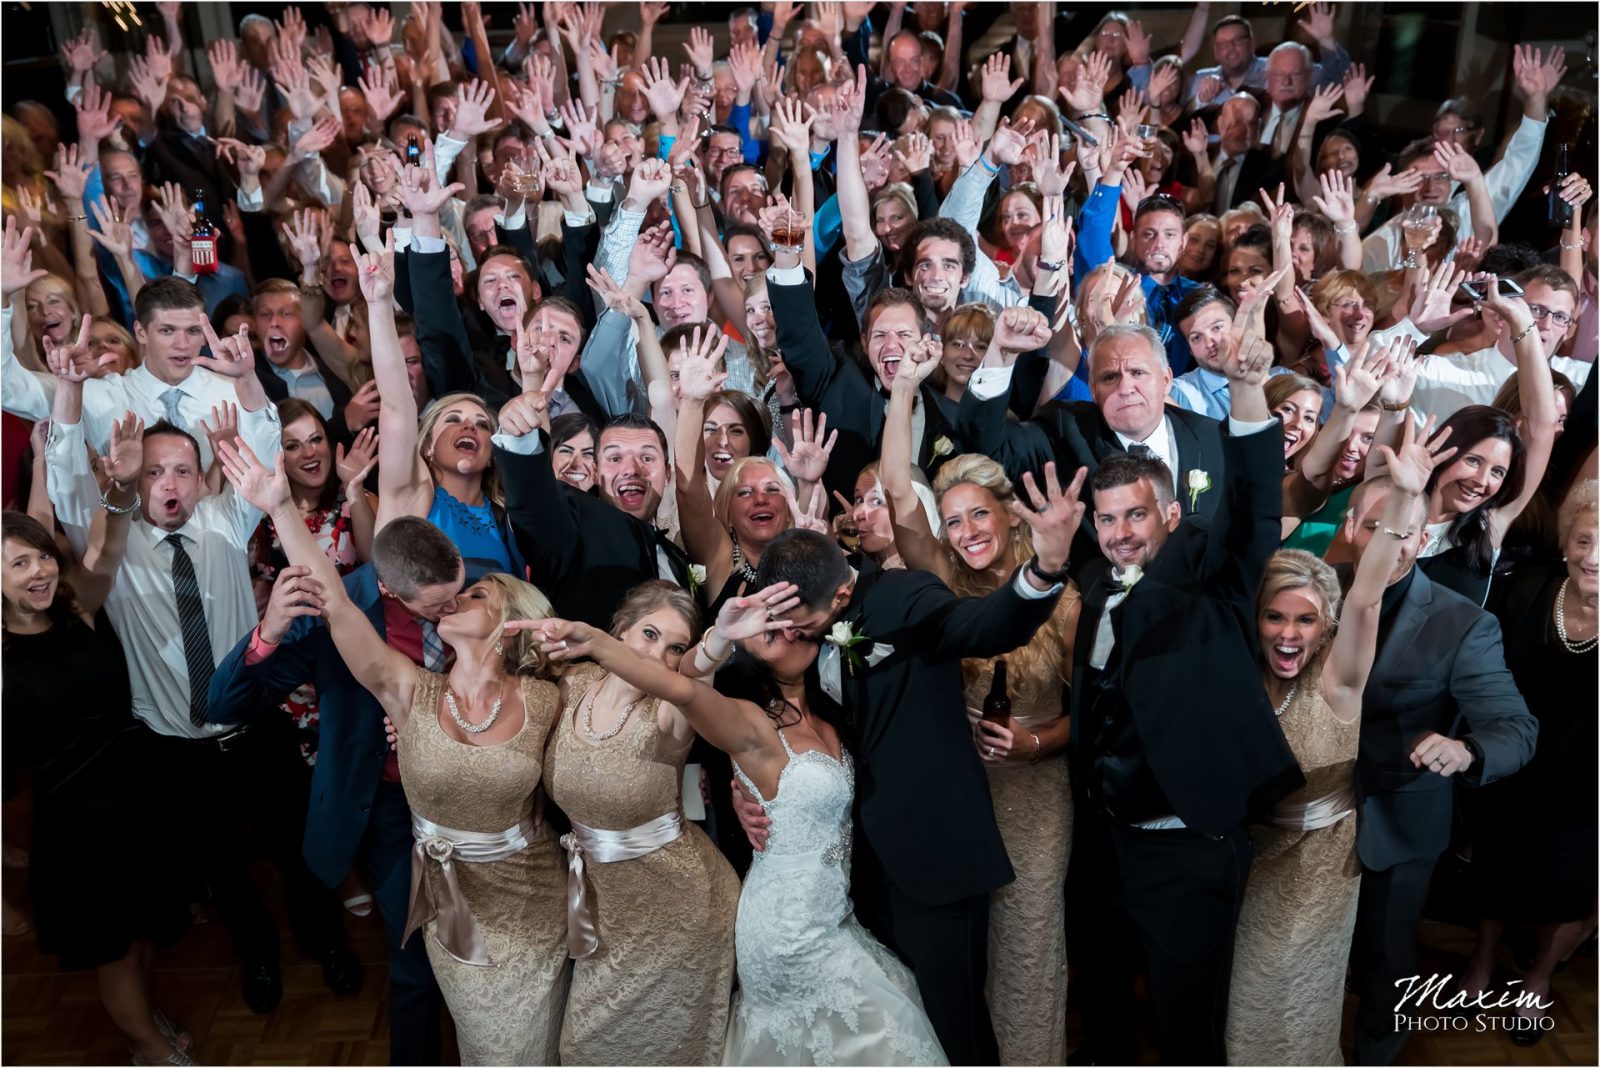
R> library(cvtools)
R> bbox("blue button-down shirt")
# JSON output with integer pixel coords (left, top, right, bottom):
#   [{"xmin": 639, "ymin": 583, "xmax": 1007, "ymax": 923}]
[{"xmin": 1169, "ymin": 366, "xmax": 1232, "ymax": 420}]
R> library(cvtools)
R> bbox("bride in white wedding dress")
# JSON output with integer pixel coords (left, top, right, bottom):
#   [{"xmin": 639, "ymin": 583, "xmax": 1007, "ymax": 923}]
[{"xmin": 531, "ymin": 585, "xmax": 946, "ymax": 1067}]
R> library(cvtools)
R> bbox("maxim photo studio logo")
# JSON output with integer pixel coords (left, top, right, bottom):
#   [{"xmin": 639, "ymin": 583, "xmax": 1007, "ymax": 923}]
[{"xmin": 1393, "ymin": 974, "xmax": 1555, "ymax": 1035}]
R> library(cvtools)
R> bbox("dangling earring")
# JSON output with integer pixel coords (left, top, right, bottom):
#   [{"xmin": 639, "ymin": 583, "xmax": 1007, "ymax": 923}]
[{"xmin": 494, "ymin": 640, "xmax": 504, "ymax": 655}]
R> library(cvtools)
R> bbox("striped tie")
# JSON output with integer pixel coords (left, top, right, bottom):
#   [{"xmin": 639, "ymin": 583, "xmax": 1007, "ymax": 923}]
[
  {"xmin": 421, "ymin": 619, "xmax": 448, "ymax": 672},
  {"xmin": 167, "ymin": 534, "xmax": 215, "ymax": 726}
]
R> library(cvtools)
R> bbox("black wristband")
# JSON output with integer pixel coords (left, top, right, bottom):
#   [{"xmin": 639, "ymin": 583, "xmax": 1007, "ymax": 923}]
[{"xmin": 1027, "ymin": 556, "xmax": 1068, "ymax": 586}]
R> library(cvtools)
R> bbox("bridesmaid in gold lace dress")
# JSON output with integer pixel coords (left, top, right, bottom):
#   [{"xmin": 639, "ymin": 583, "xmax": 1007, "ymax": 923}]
[
  {"xmin": 885, "ymin": 424, "xmax": 1081, "ymax": 1060},
  {"xmin": 1227, "ymin": 420, "xmax": 1443, "ymax": 1064},
  {"xmin": 218, "ymin": 444, "xmax": 570, "ymax": 1066},
  {"xmin": 546, "ymin": 582, "xmax": 740, "ymax": 1065}
]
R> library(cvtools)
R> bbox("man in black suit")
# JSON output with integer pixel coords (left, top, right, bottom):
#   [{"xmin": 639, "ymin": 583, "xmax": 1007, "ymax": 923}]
[
  {"xmin": 1070, "ymin": 333, "xmax": 1302, "ymax": 1064},
  {"xmin": 748, "ymin": 460, "xmax": 1080, "ymax": 1065},
  {"xmin": 208, "ymin": 518, "xmax": 466, "ymax": 1064},
  {"xmin": 249, "ymin": 279, "xmax": 358, "ymax": 444},
  {"xmin": 769, "ymin": 264, "xmax": 977, "ymax": 504},
  {"xmin": 493, "ymin": 394, "xmax": 692, "ymax": 628},
  {"xmin": 1211, "ymin": 95, "xmax": 1285, "ymax": 213},
  {"xmin": 961, "ymin": 323, "xmax": 1232, "ymax": 581},
  {"xmin": 1331, "ymin": 478, "xmax": 1538, "ymax": 1065}
]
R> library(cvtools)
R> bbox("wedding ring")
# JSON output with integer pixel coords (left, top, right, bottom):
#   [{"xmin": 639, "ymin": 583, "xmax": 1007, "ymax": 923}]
[{"xmin": 986, "ymin": 745, "xmax": 997, "ymax": 757}]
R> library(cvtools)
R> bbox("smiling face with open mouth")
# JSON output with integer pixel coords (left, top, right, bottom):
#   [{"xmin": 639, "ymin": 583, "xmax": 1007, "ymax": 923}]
[
  {"xmin": 553, "ymin": 426, "xmax": 596, "ymax": 491},
  {"xmin": 598, "ymin": 427, "xmax": 668, "ymax": 521},
  {"xmin": 727, "ymin": 463, "xmax": 790, "ymax": 549},
  {"xmin": 476, "ymin": 254, "xmax": 537, "ymax": 334},
  {"xmin": 2, "ymin": 532, "xmax": 61, "ymax": 619},
  {"xmin": 1258, "ymin": 586, "xmax": 1330, "ymax": 681},
  {"xmin": 1334, "ymin": 410, "xmax": 1381, "ymax": 484},
  {"xmin": 281, "ymin": 414, "xmax": 333, "ymax": 495},
  {"xmin": 426, "ymin": 401, "xmax": 496, "ymax": 477},
  {"xmin": 1272, "ymin": 390, "xmax": 1322, "ymax": 461},
  {"xmin": 25, "ymin": 277, "xmax": 76, "ymax": 350},
  {"xmin": 864, "ymin": 301, "xmax": 926, "ymax": 393},
  {"xmin": 702, "ymin": 402, "xmax": 753, "ymax": 482},
  {"xmin": 1565, "ymin": 514, "xmax": 1598, "ymax": 599},
  {"xmin": 941, "ymin": 481, "xmax": 1020, "ymax": 574},
  {"xmin": 910, "ymin": 235, "xmax": 966, "ymax": 317}
]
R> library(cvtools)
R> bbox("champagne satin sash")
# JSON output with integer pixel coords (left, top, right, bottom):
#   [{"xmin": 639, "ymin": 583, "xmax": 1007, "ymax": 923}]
[
  {"xmin": 403, "ymin": 813, "xmax": 537, "ymax": 966},
  {"xmin": 1268, "ymin": 785, "xmax": 1356, "ymax": 832},
  {"xmin": 560, "ymin": 811, "xmax": 684, "ymax": 959}
]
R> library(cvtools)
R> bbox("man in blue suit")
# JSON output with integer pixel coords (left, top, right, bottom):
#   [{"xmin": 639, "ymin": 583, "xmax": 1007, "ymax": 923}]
[{"xmin": 208, "ymin": 517, "xmax": 465, "ymax": 1064}]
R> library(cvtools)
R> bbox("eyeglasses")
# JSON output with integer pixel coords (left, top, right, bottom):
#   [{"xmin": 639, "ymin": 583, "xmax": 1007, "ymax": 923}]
[
  {"xmin": 1416, "ymin": 171, "xmax": 1453, "ymax": 186},
  {"xmin": 1526, "ymin": 302, "xmax": 1574, "ymax": 328},
  {"xmin": 1331, "ymin": 299, "xmax": 1371, "ymax": 315},
  {"xmin": 1097, "ymin": 28, "xmax": 1126, "ymax": 38},
  {"xmin": 944, "ymin": 339, "xmax": 984, "ymax": 353},
  {"xmin": 1435, "ymin": 125, "xmax": 1473, "ymax": 138}
]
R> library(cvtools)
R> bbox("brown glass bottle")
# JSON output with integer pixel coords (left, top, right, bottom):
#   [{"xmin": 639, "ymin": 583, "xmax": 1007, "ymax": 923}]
[{"xmin": 981, "ymin": 660, "xmax": 1011, "ymax": 723}]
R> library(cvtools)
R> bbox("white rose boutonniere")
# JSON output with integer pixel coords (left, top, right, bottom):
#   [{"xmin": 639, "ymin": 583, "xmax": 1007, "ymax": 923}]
[
  {"xmin": 1186, "ymin": 469, "xmax": 1213, "ymax": 510},
  {"xmin": 1116, "ymin": 564, "xmax": 1144, "ymax": 593},
  {"xmin": 825, "ymin": 620, "xmax": 893, "ymax": 674},
  {"xmin": 932, "ymin": 435, "xmax": 955, "ymax": 459},
  {"xmin": 687, "ymin": 564, "xmax": 707, "ymax": 595}
]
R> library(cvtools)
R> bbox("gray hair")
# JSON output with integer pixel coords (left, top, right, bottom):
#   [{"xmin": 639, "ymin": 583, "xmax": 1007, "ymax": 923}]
[
  {"xmin": 1268, "ymin": 41, "xmax": 1313, "ymax": 70},
  {"xmin": 239, "ymin": 13, "xmax": 273, "ymax": 34},
  {"xmin": 1089, "ymin": 322, "xmax": 1168, "ymax": 371}
]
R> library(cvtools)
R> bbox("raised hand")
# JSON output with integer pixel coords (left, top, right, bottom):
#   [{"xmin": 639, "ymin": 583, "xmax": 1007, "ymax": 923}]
[
  {"xmin": 951, "ymin": 117, "xmax": 982, "ymax": 170},
  {"xmin": 217, "ymin": 439, "xmax": 293, "ymax": 514},
  {"xmin": 1335, "ymin": 336, "xmax": 1398, "ymax": 411},
  {"xmin": 1125, "ymin": 19, "xmax": 1153, "ymax": 65},
  {"xmin": 1032, "ymin": 133, "xmax": 1076, "ymax": 196},
  {"xmin": 894, "ymin": 131, "xmax": 933, "ymax": 175},
  {"xmin": 397, "ymin": 140, "xmax": 466, "ymax": 216},
  {"xmin": 1011, "ymin": 462, "xmax": 1089, "ymax": 576},
  {"xmin": 1311, "ymin": 168, "xmax": 1357, "ymax": 226},
  {"xmin": 675, "ymin": 325, "xmax": 731, "ymax": 401},
  {"xmin": 1431, "ymin": 139, "xmax": 1481, "ymax": 185},
  {"xmin": 359, "ymin": 68, "xmax": 405, "ymax": 127},
  {"xmin": 1379, "ymin": 413, "xmax": 1454, "ymax": 499},
  {"xmin": 281, "ymin": 208, "xmax": 322, "ymax": 271},
  {"xmin": 980, "ymin": 53, "xmax": 1025, "ymax": 104},
  {"xmin": 44, "ymin": 143, "xmax": 93, "ymax": 202},
  {"xmin": 291, "ymin": 115, "xmax": 343, "ymax": 161},
  {"xmin": 625, "ymin": 156, "xmax": 674, "ymax": 208},
  {"xmin": 1408, "ymin": 263, "xmax": 1473, "ymax": 333},
  {"xmin": 61, "ymin": 27, "xmax": 106, "ymax": 75},
  {"xmin": 715, "ymin": 581, "xmax": 804, "ymax": 642},
  {"xmin": 832, "ymin": 65, "xmax": 868, "ymax": 137},
  {"xmin": 350, "ymin": 181, "xmax": 383, "ymax": 253},
  {"xmin": 342, "ymin": 379, "xmax": 382, "ymax": 433},
  {"xmin": 782, "ymin": 483, "xmax": 832, "ymax": 534},
  {"xmin": 1361, "ymin": 162, "xmax": 1423, "ymax": 203},
  {"xmin": 986, "ymin": 116, "xmax": 1033, "ymax": 168},
  {"xmin": 43, "ymin": 315, "xmax": 100, "ymax": 383},
  {"xmin": 451, "ymin": 79, "xmax": 501, "ymax": 138},
  {"xmin": 1194, "ymin": 74, "xmax": 1224, "ymax": 107},
  {"xmin": 728, "ymin": 42, "xmax": 761, "ymax": 99},
  {"xmin": 144, "ymin": 34, "xmax": 175, "ymax": 84},
  {"xmin": 235, "ymin": 66, "xmax": 268, "ymax": 114},
  {"xmin": 627, "ymin": 220, "xmax": 678, "ymax": 287},
  {"xmin": 1303, "ymin": 81, "xmax": 1345, "ymax": 126},
  {"xmin": 641, "ymin": 56, "xmax": 689, "ymax": 121},
  {"xmin": 993, "ymin": 305, "xmax": 1052, "ymax": 353},
  {"xmin": 1293, "ymin": 286, "xmax": 1342, "ymax": 351},
  {"xmin": 105, "ymin": 410, "xmax": 145, "ymax": 490},
  {"xmin": 1061, "ymin": 50, "xmax": 1113, "ymax": 113},
  {"xmin": 756, "ymin": 192, "xmax": 809, "ymax": 250},
  {"xmin": 768, "ymin": 96, "xmax": 816, "ymax": 156},
  {"xmin": 350, "ymin": 233, "xmax": 397, "ymax": 304},
  {"xmin": 368, "ymin": 7, "xmax": 396, "ymax": 47},
  {"xmin": 497, "ymin": 390, "xmax": 551, "ymax": 437},
  {"xmin": 859, "ymin": 134, "xmax": 893, "ymax": 190},
  {"xmin": 1342, "ymin": 62, "xmax": 1373, "ymax": 116},
  {"xmin": 335, "ymin": 425, "xmax": 381, "ymax": 494},
  {"xmin": 1148, "ymin": 62, "xmax": 1181, "ymax": 109},
  {"xmin": 773, "ymin": 409, "xmax": 838, "ymax": 484},
  {"xmin": 1, "ymin": 217, "xmax": 47, "ymax": 297},
  {"xmin": 74, "ymin": 82, "xmax": 123, "ymax": 145},
  {"xmin": 1296, "ymin": 1, "xmax": 1337, "ymax": 45},
  {"xmin": 585, "ymin": 263, "xmax": 649, "ymax": 320},
  {"xmin": 197, "ymin": 319, "xmax": 256, "ymax": 381},
  {"xmin": 684, "ymin": 26, "xmax": 715, "ymax": 78},
  {"xmin": 197, "ymin": 409, "xmax": 242, "ymax": 477}
]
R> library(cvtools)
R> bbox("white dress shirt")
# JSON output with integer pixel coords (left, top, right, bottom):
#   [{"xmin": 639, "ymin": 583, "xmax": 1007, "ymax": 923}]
[
  {"xmin": 1259, "ymin": 102, "xmax": 1303, "ymax": 155},
  {"xmin": 47, "ymin": 418, "xmax": 264, "ymax": 739},
  {"xmin": 1409, "ymin": 342, "xmax": 1593, "ymax": 425},
  {"xmin": 2, "ymin": 307, "xmax": 282, "ymax": 466},
  {"xmin": 1361, "ymin": 114, "xmax": 1547, "ymax": 273}
]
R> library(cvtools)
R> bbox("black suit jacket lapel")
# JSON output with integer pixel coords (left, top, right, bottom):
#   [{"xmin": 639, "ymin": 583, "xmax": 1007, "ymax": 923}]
[{"xmin": 1169, "ymin": 412, "xmax": 1207, "ymax": 516}]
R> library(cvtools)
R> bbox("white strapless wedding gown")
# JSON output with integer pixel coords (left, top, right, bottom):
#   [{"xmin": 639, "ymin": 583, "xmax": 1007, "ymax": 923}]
[{"xmin": 724, "ymin": 730, "xmax": 947, "ymax": 1067}]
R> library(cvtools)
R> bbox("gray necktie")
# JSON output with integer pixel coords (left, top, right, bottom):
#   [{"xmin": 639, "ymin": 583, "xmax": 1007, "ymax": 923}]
[
  {"xmin": 159, "ymin": 388, "xmax": 185, "ymax": 427},
  {"xmin": 1215, "ymin": 155, "xmax": 1241, "ymax": 213},
  {"xmin": 167, "ymin": 533, "xmax": 215, "ymax": 726},
  {"xmin": 421, "ymin": 619, "xmax": 448, "ymax": 672}
]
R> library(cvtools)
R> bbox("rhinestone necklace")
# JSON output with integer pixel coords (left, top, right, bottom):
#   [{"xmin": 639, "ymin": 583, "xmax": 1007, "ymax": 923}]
[
  {"xmin": 445, "ymin": 685, "xmax": 503, "ymax": 734},
  {"xmin": 582, "ymin": 684, "xmax": 648, "ymax": 743},
  {"xmin": 1273, "ymin": 679, "xmax": 1300, "ymax": 718},
  {"xmin": 1555, "ymin": 578, "xmax": 1598, "ymax": 654}
]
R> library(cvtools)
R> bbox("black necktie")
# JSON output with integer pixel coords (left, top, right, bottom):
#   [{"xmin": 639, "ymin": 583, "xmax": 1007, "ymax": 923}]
[
  {"xmin": 168, "ymin": 534, "xmax": 216, "ymax": 727},
  {"xmin": 1127, "ymin": 443, "xmax": 1156, "ymax": 460}
]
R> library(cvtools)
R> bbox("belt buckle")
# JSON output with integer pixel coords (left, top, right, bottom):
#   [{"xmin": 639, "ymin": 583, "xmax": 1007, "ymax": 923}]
[{"xmin": 214, "ymin": 725, "xmax": 248, "ymax": 752}]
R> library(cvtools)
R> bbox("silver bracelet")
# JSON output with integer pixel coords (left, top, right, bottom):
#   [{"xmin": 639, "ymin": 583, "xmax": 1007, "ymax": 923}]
[
  {"xmin": 100, "ymin": 484, "xmax": 141, "ymax": 515},
  {"xmin": 1334, "ymin": 223, "xmax": 1358, "ymax": 235}
]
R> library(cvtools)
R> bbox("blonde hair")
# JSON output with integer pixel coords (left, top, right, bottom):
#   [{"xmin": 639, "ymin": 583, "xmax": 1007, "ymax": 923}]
[
  {"xmin": 418, "ymin": 391, "xmax": 503, "ymax": 506},
  {"xmin": 609, "ymin": 579, "xmax": 701, "ymax": 639},
  {"xmin": 1256, "ymin": 549, "xmax": 1343, "ymax": 634},
  {"xmin": 481, "ymin": 573, "xmax": 556, "ymax": 677},
  {"xmin": 25, "ymin": 273, "xmax": 78, "ymax": 317},
  {"xmin": 712, "ymin": 455, "xmax": 794, "ymax": 528},
  {"xmin": 1219, "ymin": 204, "xmax": 1268, "ymax": 249},
  {"xmin": 1310, "ymin": 269, "xmax": 1380, "ymax": 316},
  {"xmin": 1559, "ymin": 479, "xmax": 1599, "ymax": 547},
  {"xmin": 932, "ymin": 454, "xmax": 1071, "ymax": 700}
]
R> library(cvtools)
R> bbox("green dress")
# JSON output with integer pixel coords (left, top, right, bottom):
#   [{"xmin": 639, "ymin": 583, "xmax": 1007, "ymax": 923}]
[{"xmin": 1283, "ymin": 483, "xmax": 1356, "ymax": 555}]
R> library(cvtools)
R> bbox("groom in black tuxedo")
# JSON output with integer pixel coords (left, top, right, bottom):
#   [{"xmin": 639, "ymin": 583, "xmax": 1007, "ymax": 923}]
[
  {"xmin": 747, "ymin": 462, "xmax": 1085, "ymax": 1065},
  {"xmin": 1069, "ymin": 328, "xmax": 1302, "ymax": 1064}
]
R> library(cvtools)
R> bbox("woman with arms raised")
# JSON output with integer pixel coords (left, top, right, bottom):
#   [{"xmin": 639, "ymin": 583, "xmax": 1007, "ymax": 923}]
[
  {"xmin": 1228, "ymin": 414, "xmax": 1454, "ymax": 1064},
  {"xmin": 217, "ymin": 409, "xmax": 568, "ymax": 1061}
]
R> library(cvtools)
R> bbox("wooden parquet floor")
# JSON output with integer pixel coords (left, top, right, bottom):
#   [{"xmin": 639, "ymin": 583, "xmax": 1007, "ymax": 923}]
[{"xmin": 1, "ymin": 868, "xmax": 1593, "ymax": 1065}]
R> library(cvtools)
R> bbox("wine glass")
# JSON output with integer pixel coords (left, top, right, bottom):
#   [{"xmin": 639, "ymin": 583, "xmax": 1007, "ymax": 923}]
[{"xmin": 1400, "ymin": 204, "xmax": 1437, "ymax": 269}]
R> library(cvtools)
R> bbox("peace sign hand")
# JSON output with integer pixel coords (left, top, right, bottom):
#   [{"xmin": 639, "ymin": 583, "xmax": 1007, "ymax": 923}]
[
  {"xmin": 1011, "ymin": 462, "xmax": 1089, "ymax": 577},
  {"xmin": 782, "ymin": 483, "xmax": 831, "ymax": 535}
]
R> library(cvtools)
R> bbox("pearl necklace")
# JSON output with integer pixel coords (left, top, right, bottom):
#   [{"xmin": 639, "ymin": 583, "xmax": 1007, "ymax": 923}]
[
  {"xmin": 445, "ymin": 685, "xmax": 503, "ymax": 734},
  {"xmin": 1273, "ymin": 679, "xmax": 1299, "ymax": 718},
  {"xmin": 1555, "ymin": 578, "xmax": 1598, "ymax": 654},
  {"xmin": 582, "ymin": 685, "xmax": 648, "ymax": 743}
]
